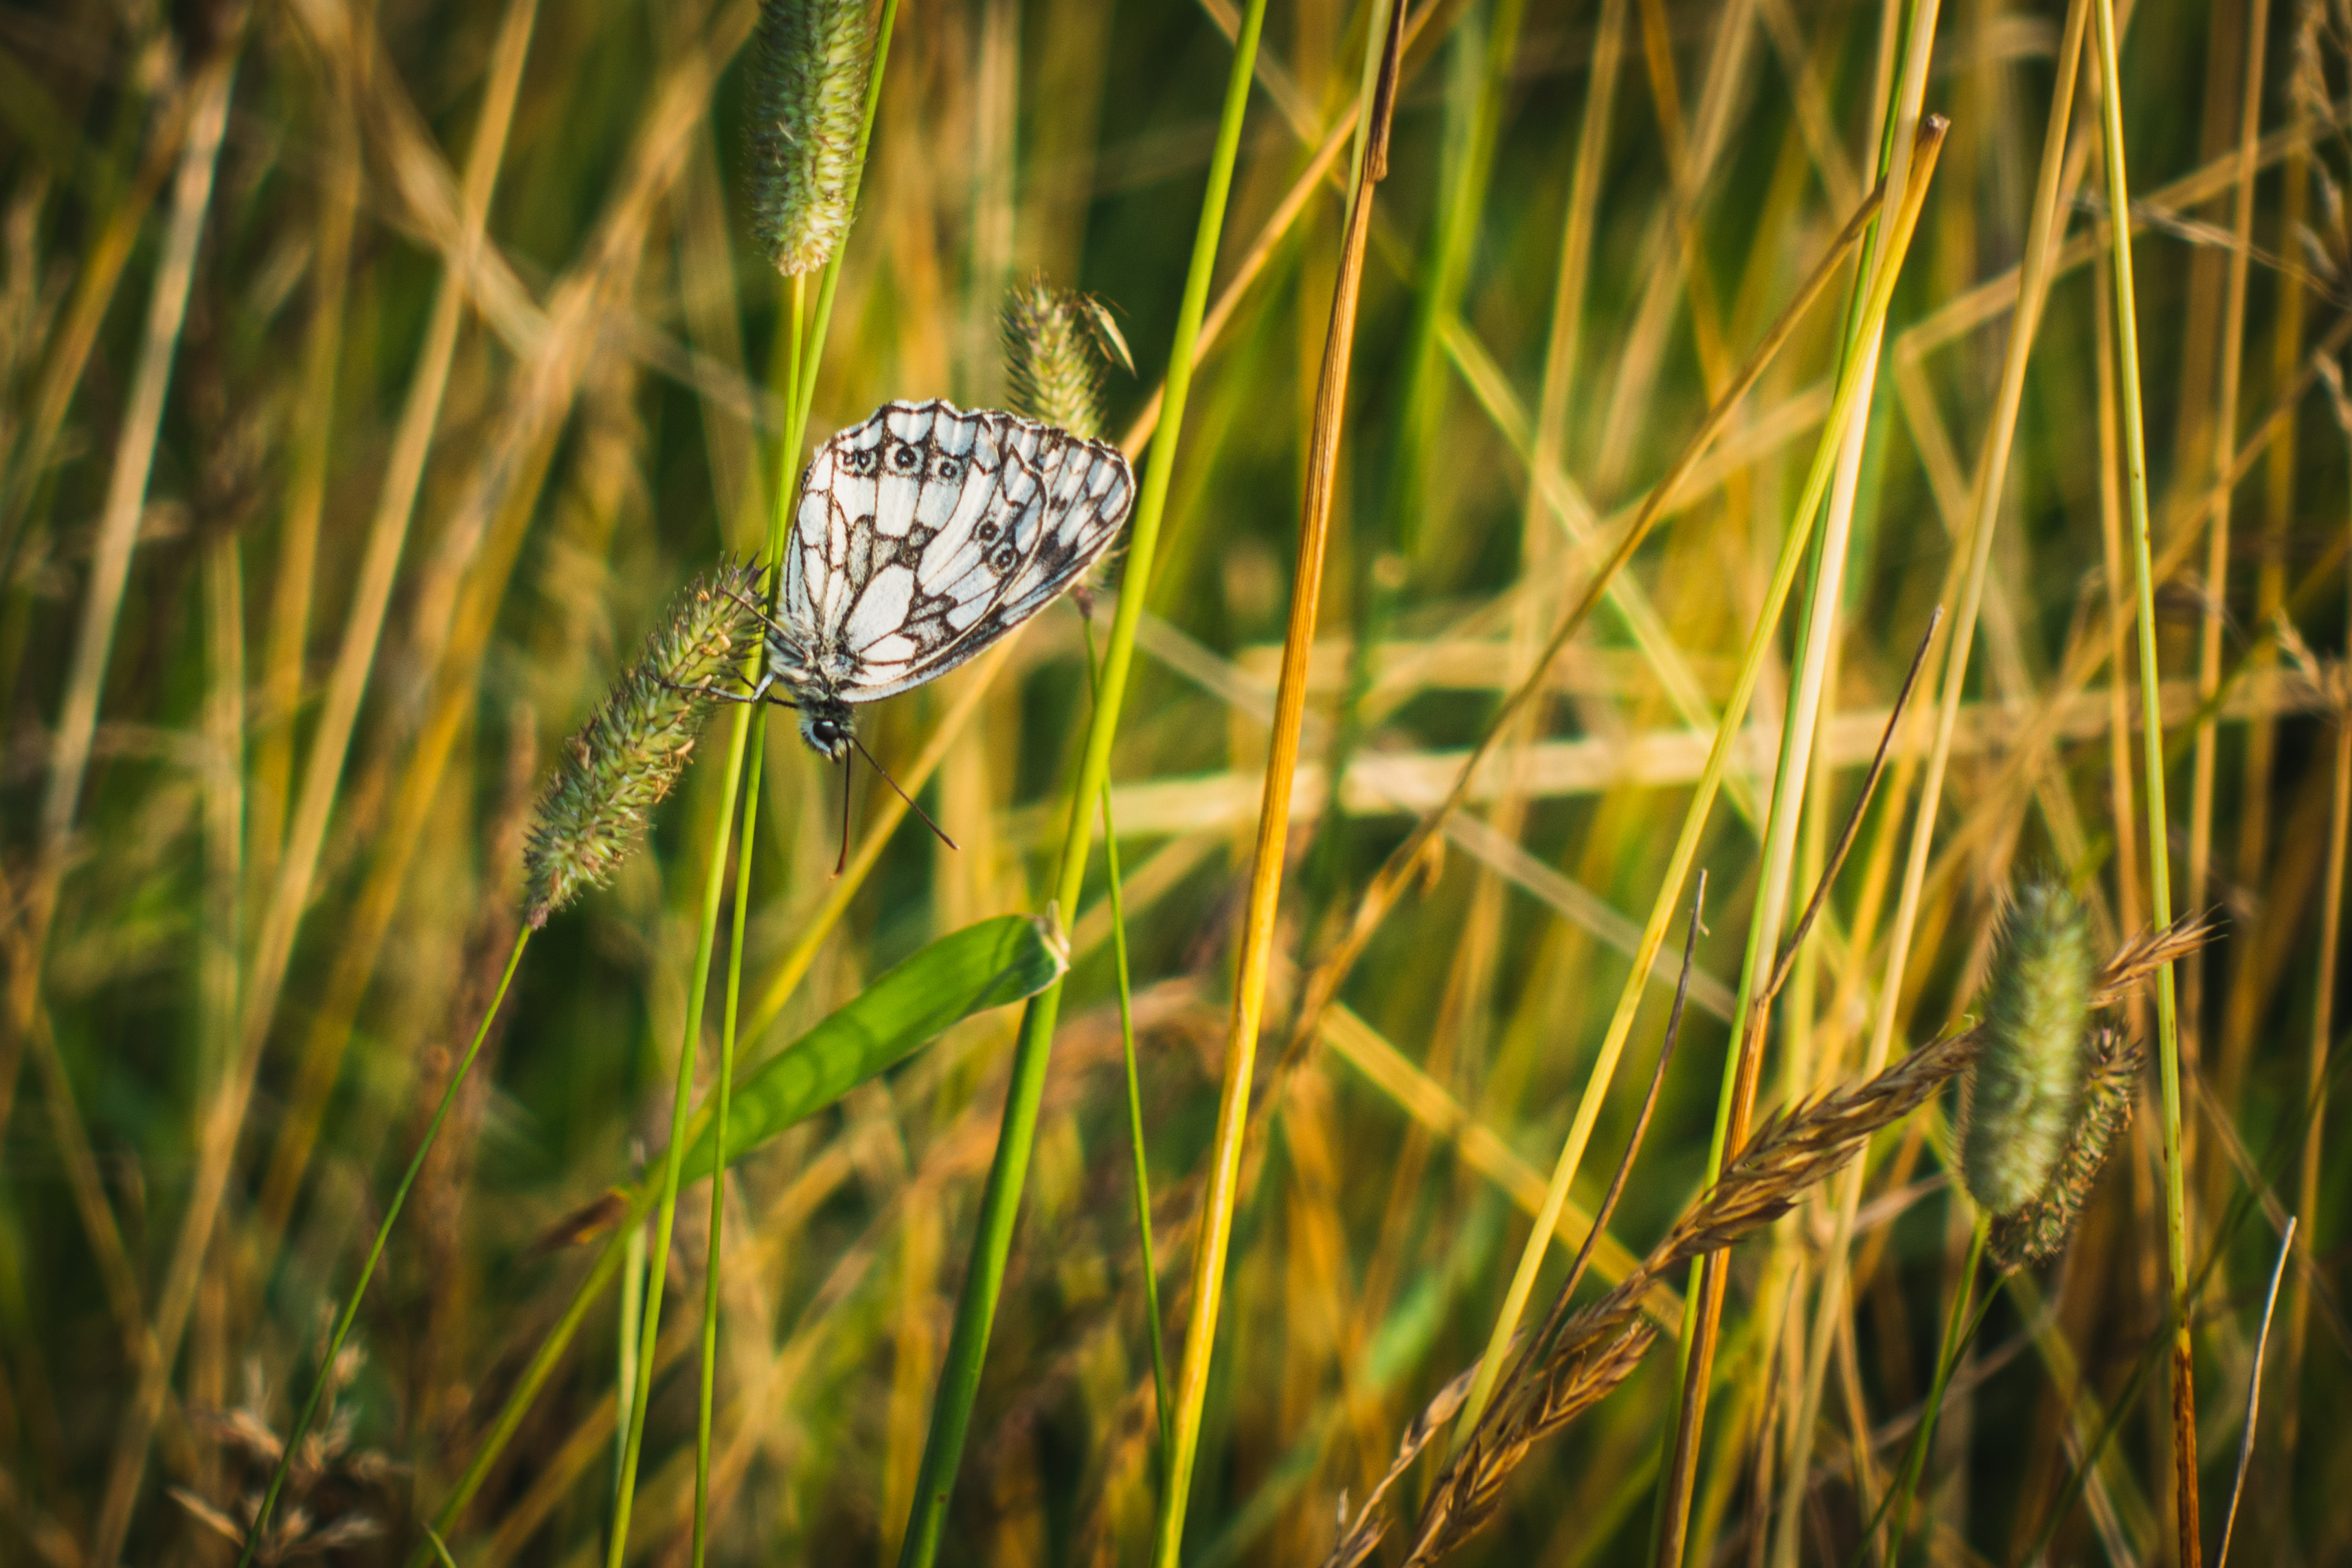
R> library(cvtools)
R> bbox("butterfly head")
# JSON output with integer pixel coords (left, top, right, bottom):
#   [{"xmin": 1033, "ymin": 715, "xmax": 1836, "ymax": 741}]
[{"xmin": 798, "ymin": 697, "xmax": 855, "ymax": 764}]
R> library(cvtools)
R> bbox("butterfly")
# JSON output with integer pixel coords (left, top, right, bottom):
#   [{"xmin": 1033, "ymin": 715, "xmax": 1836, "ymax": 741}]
[{"xmin": 690, "ymin": 398, "xmax": 1137, "ymax": 862}]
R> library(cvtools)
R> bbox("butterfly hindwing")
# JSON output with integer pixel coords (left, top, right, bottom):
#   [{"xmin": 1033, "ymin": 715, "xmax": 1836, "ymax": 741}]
[{"xmin": 778, "ymin": 399, "xmax": 1134, "ymax": 703}]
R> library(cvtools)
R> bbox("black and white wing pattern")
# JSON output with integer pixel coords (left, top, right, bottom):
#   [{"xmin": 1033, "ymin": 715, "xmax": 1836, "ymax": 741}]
[{"xmin": 778, "ymin": 399, "xmax": 1135, "ymax": 703}]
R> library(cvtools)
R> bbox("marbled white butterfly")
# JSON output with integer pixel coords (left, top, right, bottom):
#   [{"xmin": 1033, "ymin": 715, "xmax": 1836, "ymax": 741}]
[{"xmin": 694, "ymin": 399, "xmax": 1136, "ymax": 856}]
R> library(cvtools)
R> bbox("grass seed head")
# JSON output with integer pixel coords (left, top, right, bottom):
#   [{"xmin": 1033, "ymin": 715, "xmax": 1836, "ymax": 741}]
[
  {"xmin": 1002, "ymin": 275, "xmax": 1127, "ymax": 440},
  {"xmin": 747, "ymin": 0, "xmax": 872, "ymax": 276},
  {"xmin": 1989, "ymin": 1027, "xmax": 2142, "ymax": 1267},
  {"xmin": 1961, "ymin": 879, "xmax": 2095, "ymax": 1214},
  {"xmin": 522, "ymin": 560, "xmax": 762, "ymax": 925}
]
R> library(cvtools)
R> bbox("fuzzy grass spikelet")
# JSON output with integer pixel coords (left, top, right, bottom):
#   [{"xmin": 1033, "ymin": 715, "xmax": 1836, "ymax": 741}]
[
  {"xmin": 1961, "ymin": 880, "xmax": 2094, "ymax": 1214},
  {"xmin": 1989, "ymin": 1028, "xmax": 2142, "ymax": 1267},
  {"xmin": 747, "ymin": 0, "xmax": 871, "ymax": 276},
  {"xmin": 1002, "ymin": 275, "xmax": 1131, "ymax": 440},
  {"xmin": 522, "ymin": 562, "xmax": 762, "ymax": 925}
]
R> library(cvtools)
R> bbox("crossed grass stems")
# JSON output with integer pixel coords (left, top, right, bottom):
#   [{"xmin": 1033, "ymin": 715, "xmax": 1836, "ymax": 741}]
[{"xmin": 9, "ymin": 0, "xmax": 2342, "ymax": 1560}]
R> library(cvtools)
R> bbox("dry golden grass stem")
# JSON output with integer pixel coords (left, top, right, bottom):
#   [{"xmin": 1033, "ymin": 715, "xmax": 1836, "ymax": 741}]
[
  {"xmin": 1273, "ymin": 167, "xmax": 1891, "ymax": 1083},
  {"xmin": 1376, "ymin": 1030, "xmax": 1982, "ymax": 1568},
  {"xmin": 1313, "ymin": 910, "xmax": 2208, "ymax": 1568},
  {"xmin": 1153, "ymin": 8, "xmax": 1405, "ymax": 1563}
]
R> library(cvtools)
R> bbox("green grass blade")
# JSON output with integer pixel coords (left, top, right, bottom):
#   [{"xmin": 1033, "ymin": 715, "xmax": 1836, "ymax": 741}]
[
  {"xmin": 677, "ymin": 912, "xmax": 1069, "ymax": 1183},
  {"xmin": 890, "ymin": 8, "xmax": 1268, "ymax": 1565},
  {"xmin": 409, "ymin": 913, "xmax": 1064, "ymax": 1565}
]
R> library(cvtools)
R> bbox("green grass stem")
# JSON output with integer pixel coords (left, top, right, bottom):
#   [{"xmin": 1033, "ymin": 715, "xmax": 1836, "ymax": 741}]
[
  {"xmin": 2090, "ymin": 0, "xmax": 2202, "ymax": 1555},
  {"xmin": 604, "ymin": 701, "xmax": 752, "ymax": 1568},
  {"xmin": 892, "ymin": 9, "xmax": 1267, "ymax": 1563},
  {"xmin": 1087, "ymin": 617, "xmax": 1173, "ymax": 1472},
  {"xmin": 1454, "ymin": 120, "xmax": 1947, "ymax": 1453}
]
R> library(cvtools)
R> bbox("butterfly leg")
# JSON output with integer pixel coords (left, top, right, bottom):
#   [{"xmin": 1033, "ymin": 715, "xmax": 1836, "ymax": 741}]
[{"xmin": 720, "ymin": 585, "xmax": 805, "ymax": 646}]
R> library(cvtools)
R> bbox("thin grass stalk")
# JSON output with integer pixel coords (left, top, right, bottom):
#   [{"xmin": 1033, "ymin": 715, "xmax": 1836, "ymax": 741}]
[
  {"xmin": 1278, "ymin": 167, "xmax": 1888, "ymax": 1118},
  {"xmin": 618, "ymin": 1185, "xmax": 646, "ymax": 1506},
  {"xmin": 0, "ymin": 85, "xmax": 188, "ymax": 580},
  {"xmin": 690, "ymin": 724, "xmax": 760, "ymax": 1568},
  {"xmin": 1085, "ymin": 618, "xmax": 1173, "ymax": 1470},
  {"xmin": 240, "ymin": 0, "xmax": 536, "ymax": 1145},
  {"xmin": 1, "ymin": 30, "xmax": 243, "ymax": 1171},
  {"xmin": 1647, "ymin": 5, "xmax": 1942, "ymax": 1537},
  {"xmin": 2215, "ymin": 1214, "xmax": 2294, "ymax": 1568},
  {"xmin": 2091, "ymin": 0, "xmax": 2202, "ymax": 1552},
  {"xmin": 60, "ymin": 35, "xmax": 250, "ymax": 1564},
  {"xmin": 683, "ymin": 5, "xmax": 887, "ymax": 1541},
  {"xmin": 692, "ymin": 266, "xmax": 809, "ymax": 1566},
  {"xmin": 2184, "ymin": 0, "xmax": 2274, "ymax": 1032},
  {"xmin": 1881, "ymin": 1219, "xmax": 1989, "ymax": 1565},
  {"xmin": 1151, "ymin": 13, "xmax": 1402, "ymax": 1565},
  {"xmin": 414, "ymin": 1212, "xmax": 641, "ymax": 1565},
  {"xmin": 1452, "ymin": 123, "xmax": 1945, "ymax": 1447},
  {"xmin": 2016, "ymin": 1150, "xmax": 2292, "ymax": 1565},
  {"xmin": 892, "ymin": 8, "xmax": 1267, "ymax": 1563},
  {"xmin": 234, "ymin": 929, "xmax": 531, "ymax": 1568},
  {"xmin": 2283, "ymin": 473, "xmax": 2352, "ymax": 1483},
  {"xmin": 251, "ymin": 60, "xmax": 359, "ymax": 887},
  {"xmin": 34, "ymin": 31, "xmax": 238, "ymax": 913},
  {"xmin": 1772, "ymin": 6, "xmax": 2090, "ymax": 1553},
  {"xmin": 605, "ymin": 707, "xmax": 752, "ymax": 1568}
]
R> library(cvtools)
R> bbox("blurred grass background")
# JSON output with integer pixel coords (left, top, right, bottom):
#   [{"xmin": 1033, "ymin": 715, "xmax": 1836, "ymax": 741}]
[{"xmin": 1, "ymin": 0, "xmax": 2349, "ymax": 1562}]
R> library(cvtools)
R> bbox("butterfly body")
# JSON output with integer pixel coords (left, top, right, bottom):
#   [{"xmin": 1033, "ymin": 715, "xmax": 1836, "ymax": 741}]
[{"xmin": 745, "ymin": 399, "xmax": 1135, "ymax": 759}]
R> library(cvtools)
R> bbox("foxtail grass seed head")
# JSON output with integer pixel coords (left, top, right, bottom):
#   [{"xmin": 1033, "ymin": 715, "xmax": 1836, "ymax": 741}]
[
  {"xmin": 1960, "ymin": 880, "xmax": 2095, "ymax": 1215},
  {"xmin": 1002, "ymin": 275, "xmax": 1131, "ymax": 440},
  {"xmin": 1989, "ymin": 1028, "xmax": 2142, "ymax": 1268},
  {"xmin": 523, "ymin": 561, "xmax": 762, "ymax": 926},
  {"xmin": 747, "ymin": 0, "xmax": 871, "ymax": 276}
]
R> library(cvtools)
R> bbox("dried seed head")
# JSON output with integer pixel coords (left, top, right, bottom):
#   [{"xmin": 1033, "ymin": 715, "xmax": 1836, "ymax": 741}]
[
  {"xmin": 747, "ymin": 0, "xmax": 872, "ymax": 276},
  {"xmin": 523, "ymin": 561, "xmax": 762, "ymax": 925},
  {"xmin": 1989, "ymin": 1028, "xmax": 2142, "ymax": 1267},
  {"xmin": 1961, "ymin": 880, "xmax": 2095, "ymax": 1215},
  {"xmin": 1002, "ymin": 275, "xmax": 1130, "ymax": 440}
]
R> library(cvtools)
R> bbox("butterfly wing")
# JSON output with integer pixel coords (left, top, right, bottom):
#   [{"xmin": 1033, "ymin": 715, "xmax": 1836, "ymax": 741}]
[{"xmin": 787, "ymin": 399, "xmax": 1133, "ymax": 703}]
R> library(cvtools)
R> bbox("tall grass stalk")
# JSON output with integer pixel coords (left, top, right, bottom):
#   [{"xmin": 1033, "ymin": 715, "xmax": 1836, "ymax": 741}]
[
  {"xmin": 2091, "ymin": 0, "xmax": 2202, "ymax": 1552},
  {"xmin": 1085, "ymin": 618, "xmax": 1173, "ymax": 1470},
  {"xmin": 690, "ymin": 258, "xmax": 804, "ymax": 1568},
  {"xmin": 1771, "ymin": 5, "xmax": 2090, "ymax": 1554},
  {"xmin": 892, "ymin": 8, "xmax": 1267, "ymax": 1563},
  {"xmin": 2283, "ymin": 492, "xmax": 2351, "ymax": 1481},
  {"xmin": 674, "ymin": 0, "xmax": 901, "ymax": 1550},
  {"xmin": 1452, "ymin": 125, "xmax": 1945, "ymax": 1450},
  {"xmin": 69, "ymin": 35, "xmax": 248, "ymax": 1566},
  {"xmin": 1648, "ymin": 0, "xmax": 1947, "ymax": 1541},
  {"xmin": 2182, "ymin": 0, "xmax": 2272, "ymax": 1067},
  {"xmin": 1152, "ymin": 10, "xmax": 1403, "ymax": 1565}
]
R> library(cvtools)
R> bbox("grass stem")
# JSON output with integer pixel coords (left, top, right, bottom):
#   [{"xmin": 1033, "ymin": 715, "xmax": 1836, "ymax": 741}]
[
  {"xmin": 891, "ymin": 8, "xmax": 1267, "ymax": 1563},
  {"xmin": 605, "ymin": 704, "xmax": 751, "ymax": 1568},
  {"xmin": 2090, "ymin": 0, "xmax": 2202, "ymax": 1553},
  {"xmin": 1152, "ymin": 14, "xmax": 1403, "ymax": 1563}
]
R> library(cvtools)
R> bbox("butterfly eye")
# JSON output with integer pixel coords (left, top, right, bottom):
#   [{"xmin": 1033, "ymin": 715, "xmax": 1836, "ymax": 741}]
[
  {"xmin": 975, "ymin": 522, "xmax": 998, "ymax": 542},
  {"xmin": 991, "ymin": 546, "xmax": 1016, "ymax": 570},
  {"xmin": 850, "ymin": 449, "xmax": 877, "ymax": 474},
  {"xmin": 934, "ymin": 456, "xmax": 962, "ymax": 480},
  {"xmin": 892, "ymin": 445, "xmax": 920, "ymax": 472}
]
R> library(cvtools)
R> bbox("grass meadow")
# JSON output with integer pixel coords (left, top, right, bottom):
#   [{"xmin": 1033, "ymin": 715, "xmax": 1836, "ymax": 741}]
[{"xmin": 1, "ymin": 0, "xmax": 2348, "ymax": 1563}]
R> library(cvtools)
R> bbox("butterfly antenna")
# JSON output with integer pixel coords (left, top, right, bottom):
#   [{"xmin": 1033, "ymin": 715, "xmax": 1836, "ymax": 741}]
[
  {"xmin": 834, "ymin": 751, "xmax": 852, "ymax": 877},
  {"xmin": 854, "ymin": 737, "xmax": 959, "ymax": 852}
]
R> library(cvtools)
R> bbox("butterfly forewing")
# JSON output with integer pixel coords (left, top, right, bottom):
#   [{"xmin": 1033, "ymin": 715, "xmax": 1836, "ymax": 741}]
[{"xmin": 777, "ymin": 399, "xmax": 1135, "ymax": 703}]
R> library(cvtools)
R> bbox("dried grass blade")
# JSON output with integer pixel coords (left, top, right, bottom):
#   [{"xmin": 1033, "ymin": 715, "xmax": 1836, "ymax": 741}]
[{"xmin": 1151, "ymin": 8, "xmax": 1405, "ymax": 1565}]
